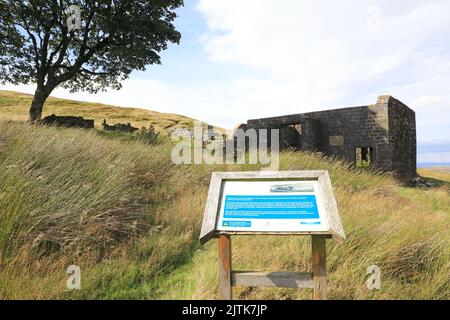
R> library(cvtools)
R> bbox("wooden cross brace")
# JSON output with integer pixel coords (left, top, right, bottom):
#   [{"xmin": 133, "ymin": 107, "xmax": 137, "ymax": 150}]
[{"xmin": 218, "ymin": 234, "xmax": 327, "ymax": 300}]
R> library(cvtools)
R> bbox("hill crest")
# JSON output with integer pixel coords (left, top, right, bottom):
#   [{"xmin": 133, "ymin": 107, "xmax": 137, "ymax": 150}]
[{"xmin": 0, "ymin": 89, "xmax": 219, "ymax": 133}]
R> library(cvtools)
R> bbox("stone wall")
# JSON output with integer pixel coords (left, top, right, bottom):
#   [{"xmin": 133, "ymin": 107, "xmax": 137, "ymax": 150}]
[
  {"xmin": 102, "ymin": 119, "xmax": 138, "ymax": 133},
  {"xmin": 41, "ymin": 114, "xmax": 94, "ymax": 129},
  {"xmin": 302, "ymin": 102, "xmax": 391, "ymax": 172},
  {"xmin": 244, "ymin": 95, "xmax": 416, "ymax": 178},
  {"xmin": 388, "ymin": 97, "xmax": 417, "ymax": 178}
]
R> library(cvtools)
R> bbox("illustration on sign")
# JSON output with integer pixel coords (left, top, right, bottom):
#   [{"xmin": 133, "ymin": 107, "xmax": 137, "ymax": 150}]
[{"xmin": 270, "ymin": 183, "xmax": 315, "ymax": 193}]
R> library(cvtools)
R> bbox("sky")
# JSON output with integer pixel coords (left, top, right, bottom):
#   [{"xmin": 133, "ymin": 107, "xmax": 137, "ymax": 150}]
[{"xmin": 1, "ymin": 0, "xmax": 450, "ymax": 163}]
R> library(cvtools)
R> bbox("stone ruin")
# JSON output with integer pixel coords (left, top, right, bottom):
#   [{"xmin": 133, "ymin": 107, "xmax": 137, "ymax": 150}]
[
  {"xmin": 102, "ymin": 119, "xmax": 139, "ymax": 133},
  {"xmin": 40, "ymin": 116, "xmax": 142, "ymax": 134},
  {"xmin": 41, "ymin": 114, "xmax": 94, "ymax": 129},
  {"xmin": 170, "ymin": 124, "xmax": 224, "ymax": 142},
  {"xmin": 239, "ymin": 95, "xmax": 417, "ymax": 178}
]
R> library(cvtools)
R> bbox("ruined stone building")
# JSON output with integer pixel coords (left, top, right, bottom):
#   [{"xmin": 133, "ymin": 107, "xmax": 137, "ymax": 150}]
[{"xmin": 243, "ymin": 95, "xmax": 416, "ymax": 178}]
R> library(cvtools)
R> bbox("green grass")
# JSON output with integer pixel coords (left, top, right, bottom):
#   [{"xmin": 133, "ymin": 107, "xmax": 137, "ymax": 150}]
[
  {"xmin": 0, "ymin": 121, "xmax": 448, "ymax": 299},
  {"xmin": 0, "ymin": 90, "xmax": 222, "ymax": 133}
]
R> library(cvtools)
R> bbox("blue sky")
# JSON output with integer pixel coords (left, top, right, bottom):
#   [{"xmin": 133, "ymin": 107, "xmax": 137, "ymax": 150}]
[{"xmin": 2, "ymin": 0, "xmax": 450, "ymax": 163}]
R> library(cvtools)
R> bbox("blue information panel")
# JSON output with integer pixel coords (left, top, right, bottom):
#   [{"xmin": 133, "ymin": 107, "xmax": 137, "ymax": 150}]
[
  {"xmin": 224, "ymin": 195, "xmax": 319, "ymax": 219},
  {"xmin": 217, "ymin": 180, "xmax": 327, "ymax": 232}
]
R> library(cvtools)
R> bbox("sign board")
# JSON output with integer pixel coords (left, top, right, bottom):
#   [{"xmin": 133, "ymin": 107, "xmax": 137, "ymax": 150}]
[{"xmin": 200, "ymin": 171, "xmax": 345, "ymax": 244}]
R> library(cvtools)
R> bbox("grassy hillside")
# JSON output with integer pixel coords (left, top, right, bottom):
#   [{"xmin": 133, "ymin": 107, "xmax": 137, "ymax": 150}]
[
  {"xmin": 0, "ymin": 90, "xmax": 205, "ymax": 133},
  {"xmin": 418, "ymin": 167, "xmax": 450, "ymax": 183},
  {"xmin": 0, "ymin": 121, "xmax": 448, "ymax": 299}
]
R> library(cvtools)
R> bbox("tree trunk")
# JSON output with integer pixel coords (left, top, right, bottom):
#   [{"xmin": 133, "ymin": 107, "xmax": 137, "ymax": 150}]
[{"xmin": 29, "ymin": 85, "xmax": 49, "ymax": 123}]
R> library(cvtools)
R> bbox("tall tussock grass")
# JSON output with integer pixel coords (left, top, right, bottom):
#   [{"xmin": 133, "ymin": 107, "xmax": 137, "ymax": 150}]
[
  {"xmin": 0, "ymin": 121, "xmax": 448, "ymax": 299},
  {"xmin": 0, "ymin": 122, "xmax": 175, "ymax": 261}
]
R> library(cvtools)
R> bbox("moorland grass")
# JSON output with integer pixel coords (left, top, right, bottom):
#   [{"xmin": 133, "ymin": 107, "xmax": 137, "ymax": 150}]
[
  {"xmin": 0, "ymin": 121, "xmax": 448, "ymax": 299},
  {"xmin": 0, "ymin": 90, "xmax": 201, "ymax": 132}
]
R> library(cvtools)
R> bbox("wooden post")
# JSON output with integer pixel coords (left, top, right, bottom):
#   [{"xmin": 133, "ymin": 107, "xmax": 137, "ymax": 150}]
[
  {"xmin": 218, "ymin": 234, "xmax": 232, "ymax": 300},
  {"xmin": 311, "ymin": 235, "xmax": 327, "ymax": 300}
]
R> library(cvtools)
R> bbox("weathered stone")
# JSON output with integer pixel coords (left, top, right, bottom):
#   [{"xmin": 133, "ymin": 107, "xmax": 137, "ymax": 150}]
[
  {"xmin": 41, "ymin": 114, "xmax": 94, "ymax": 129},
  {"xmin": 242, "ymin": 95, "xmax": 417, "ymax": 178},
  {"xmin": 279, "ymin": 126, "xmax": 301, "ymax": 149},
  {"xmin": 102, "ymin": 119, "xmax": 138, "ymax": 133},
  {"xmin": 329, "ymin": 135, "xmax": 344, "ymax": 146}
]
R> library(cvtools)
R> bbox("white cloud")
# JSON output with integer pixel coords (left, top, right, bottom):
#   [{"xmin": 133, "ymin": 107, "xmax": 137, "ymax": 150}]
[
  {"xmin": 367, "ymin": 5, "xmax": 382, "ymax": 31},
  {"xmin": 197, "ymin": 0, "xmax": 450, "ymax": 97},
  {"xmin": 412, "ymin": 96, "xmax": 442, "ymax": 109},
  {"xmin": 196, "ymin": 0, "xmax": 450, "ymax": 156}
]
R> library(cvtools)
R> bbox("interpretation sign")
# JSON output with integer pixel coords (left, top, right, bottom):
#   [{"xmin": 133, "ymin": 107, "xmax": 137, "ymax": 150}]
[
  {"xmin": 199, "ymin": 170, "xmax": 345, "ymax": 300},
  {"xmin": 200, "ymin": 170, "xmax": 345, "ymax": 244}
]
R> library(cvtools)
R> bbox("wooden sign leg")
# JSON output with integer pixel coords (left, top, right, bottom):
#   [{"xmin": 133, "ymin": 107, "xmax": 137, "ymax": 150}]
[
  {"xmin": 218, "ymin": 234, "xmax": 232, "ymax": 300},
  {"xmin": 312, "ymin": 235, "xmax": 327, "ymax": 300}
]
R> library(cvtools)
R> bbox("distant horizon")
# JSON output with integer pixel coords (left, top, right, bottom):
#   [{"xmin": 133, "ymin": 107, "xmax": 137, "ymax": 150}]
[{"xmin": 417, "ymin": 162, "xmax": 450, "ymax": 168}]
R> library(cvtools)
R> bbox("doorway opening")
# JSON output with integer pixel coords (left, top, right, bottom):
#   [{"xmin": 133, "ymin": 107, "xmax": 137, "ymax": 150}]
[{"xmin": 355, "ymin": 147, "xmax": 373, "ymax": 167}]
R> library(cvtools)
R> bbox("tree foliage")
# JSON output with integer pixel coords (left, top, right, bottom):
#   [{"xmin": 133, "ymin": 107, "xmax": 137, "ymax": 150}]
[{"xmin": 0, "ymin": 0, "xmax": 183, "ymax": 121}]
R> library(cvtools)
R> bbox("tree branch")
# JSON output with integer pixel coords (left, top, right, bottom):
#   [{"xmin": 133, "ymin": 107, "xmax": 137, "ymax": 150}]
[{"xmin": 10, "ymin": 2, "xmax": 40, "ymax": 70}]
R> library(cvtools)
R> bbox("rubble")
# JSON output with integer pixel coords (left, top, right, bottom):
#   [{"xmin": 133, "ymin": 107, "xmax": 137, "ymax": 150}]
[
  {"xmin": 102, "ymin": 119, "xmax": 138, "ymax": 133},
  {"xmin": 41, "ymin": 114, "xmax": 94, "ymax": 129}
]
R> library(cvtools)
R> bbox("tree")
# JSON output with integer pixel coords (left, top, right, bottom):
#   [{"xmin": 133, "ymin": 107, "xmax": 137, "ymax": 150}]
[{"xmin": 0, "ymin": 0, "xmax": 183, "ymax": 122}]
